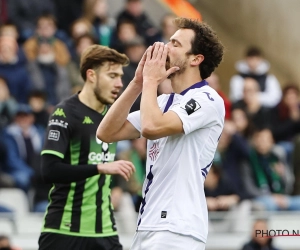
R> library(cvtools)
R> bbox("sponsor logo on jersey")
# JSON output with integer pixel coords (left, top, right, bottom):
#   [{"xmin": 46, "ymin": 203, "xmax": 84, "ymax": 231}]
[
  {"xmin": 83, "ymin": 116, "xmax": 94, "ymax": 124},
  {"xmin": 161, "ymin": 211, "xmax": 167, "ymax": 218},
  {"xmin": 149, "ymin": 142, "xmax": 159, "ymax": 161},
  {"xmin": 52, "ymin": 108, "xmax": 66, "ymax": 117},
  {"xmin": 88, "ymin": 152, "xmax": 115, "ymax": 163},
  {"xmin": 181, "ymin": 98, "xmax": 201, "ymax": 115},
  {"xmin": 48, "ymin": 130, "xmax": 60, "ymax": 141},
  {"xmin": 48, "ymin": 119, "xmax": 68, "ymax": 128}
]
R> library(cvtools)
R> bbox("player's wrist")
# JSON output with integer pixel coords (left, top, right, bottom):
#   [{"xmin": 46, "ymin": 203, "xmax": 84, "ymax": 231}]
[
  {"xmin": 97, "ymin": 164, "xmax": 106, "ymax": 174},
  {"xmin": 143, "ymin": 79, "xmax": 159, "ymax": 89}
]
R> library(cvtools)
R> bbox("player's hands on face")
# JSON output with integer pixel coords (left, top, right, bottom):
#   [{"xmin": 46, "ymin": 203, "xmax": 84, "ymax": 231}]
[
  {"xmin": 97, "ymin": 160, "xmax": 135, "ymax": 181},
  {"xmin": 143, "ymin": 42, "xmax": 179, "ymax": 85},
  {"xmin": 132, "ymin": 48, "xmax": 148, "ymax": 87}
]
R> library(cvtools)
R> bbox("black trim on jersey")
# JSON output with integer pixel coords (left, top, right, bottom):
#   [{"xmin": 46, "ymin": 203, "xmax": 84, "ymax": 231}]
[
  {"xmin": 44, "ymin": 183, "xmax": 71, "ymax": 229},
  {"xmin": 108, "ymin": 195, "xmax": 117, "ymax": 232},
  {"xmin": 70, "ymin": 180, "xmax": 86, "ymax": 232},
  {"xmin": 95, "ymin": 174, "xmax": 106, "ymax": 233}
]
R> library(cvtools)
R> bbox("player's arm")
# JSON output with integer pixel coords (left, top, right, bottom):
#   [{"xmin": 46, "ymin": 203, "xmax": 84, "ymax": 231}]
[
  {"xmin": 96, "ymin": 80, "xmax": 141, "ymax": 143},
  {"xmin": 141, "ymin": 84, "xmax": 184, "ymax": 140},
  {"xmin": 97, "ymin": 47, "xmax": 151, "ymax": 143},
  {"xmin": 41, "ymin": 154, "xmax": 134, "ymax": 184},
  {"xmin": 140, "ymin": 43, "xmax": 181, "ymax": 140}
]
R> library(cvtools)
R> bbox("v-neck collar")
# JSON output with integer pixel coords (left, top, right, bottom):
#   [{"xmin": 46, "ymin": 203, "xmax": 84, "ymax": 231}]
[{"xmin": 163, "ymin": 80, "xmax": 208, "ymax": 113}]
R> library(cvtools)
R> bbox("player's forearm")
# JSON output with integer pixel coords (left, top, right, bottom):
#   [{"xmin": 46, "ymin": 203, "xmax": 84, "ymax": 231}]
[
  {"xmin": 97, "ymin": 80, "xmax": 142, "ymax": 141},
  {"xmin": 140, "ymin": 82, "xmax": 163, "ymax": 137},
  {"xmin": 42, "ymin": 154, "xmax": 98, "ymax": 183}
]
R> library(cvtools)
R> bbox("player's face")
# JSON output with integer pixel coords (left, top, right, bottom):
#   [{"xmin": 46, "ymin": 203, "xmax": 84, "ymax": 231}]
[
  {"xmin": 94, "ymin": 62, "xmax": 124, "ymax": 105},
  {"xmin": 166, "ymin": 28, "xmax": 194, "ymax": 77}
]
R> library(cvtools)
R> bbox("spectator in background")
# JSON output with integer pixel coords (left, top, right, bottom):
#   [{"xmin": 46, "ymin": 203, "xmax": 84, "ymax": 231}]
[
  {"xmin": 28, "ymin": 90, "xmax": 50, "ymax": 132},
  {"xmin": 241, "ymin": 219, "xmax": 281, "ymax": 250},
  {"xmin": 52, "ymin": 0, "xmax": 84, "ymax": 35},
  {"xmin": 205, "ymin": 164, "xmax": 252, "ymax": 232},
  {"xmin": 67, "ymin": 33, "xmax": 96, "ymax": 93},
  {"xmin": 0, "ymin": 76, "xmax": 18, "ymax": 129},
  {"xmin": 110, "ymin": 19, "xmax": 138, "ymax": 54},
  {"xmin": 231, "ymin": 108, "xmax": 254, "ymax": 140},
  {"xmin": 241, "ymin": 128, "xmax": 300, "ymax": 211},
  {"xmin": 116, "ymin": 0, "xmax": 159, "ymax": 46},
  {"xmin": 205, "ymin": 164, "xmax": 240, "ymax": 211},
  {"xmin": 0, "ymin": 22, "xmax": 19, "ymax": 41},
  {"xmin": 0, "ymin": 235, "xmax": 22, "ymax": 250},
  {"xmin": 27, "ymin": 39, "xmax": 71, "ymax": 106},
  {"xmin": 158, "ymin": 13, "xmax": 178, "ymax": 44},
  {"xmin": 229, "ymin": 46, "xmax": 282, "ymax": 108},
  {"xmin": 207, "ymin": 72, "xmax": 232, "ymax": 119},
  {"xmin": 0, "ymin": 36, "xmax": 32, "ymax": 103},
  {"xmin": 70, "ymin": 18, "xmax": 94, "ymax": 41},
  {"xmin": 0, "ymin": 130, "xmax": 15, "ymax": 208},
  {"xmin": 2, "ymin": 104, "xmax": 43, "ymax": 192},
  {"xmin": 23, "ymin": 14, "xmax": 71, "ymax": 67},
  {"xmin": 215, "ymin": 120, "xmax": 252, "ymax": 201},
  {"xmin": 270, "ymin": 84, "xmax": 300, "ymax": 166},
  {"xmin": 232, "ymin": 77, "xmax": 271, "ymax": 129},
  {"xmin": 83, "ymin": 0, "xmax": 115, "ymax": 46},
  {"xmin": 7, "ymin": 0, "xmax": 55, "ymax": 42},
  {"xmin": 122, "ymin": 36, "xmax": 146, "ymax": 112}
]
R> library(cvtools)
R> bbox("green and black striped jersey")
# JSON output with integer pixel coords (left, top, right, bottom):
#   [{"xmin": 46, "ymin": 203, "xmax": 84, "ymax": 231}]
[{"xmin": 41, "ymin": 94, "xmax": 118, "ymax": 237}]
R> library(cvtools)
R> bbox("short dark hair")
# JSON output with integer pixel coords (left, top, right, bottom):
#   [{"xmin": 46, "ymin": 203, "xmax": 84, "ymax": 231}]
[
  {"xmin": 75, "ymin": 33, "xmax": 97, "ymax": 48},
  {"xmin": 36, "ymin": 13, "xmax": 57, "ymax": 27},
  {"xmin": 246, "ymin": 46, "xmax": 262, "ymax": 57},
  {"xmin": 174, "ymin": 18, "xmax": 224, "ymax": 79},
  {"xmin": 80, "ymin": 45, "xmax": 129, "ymax": 81}
]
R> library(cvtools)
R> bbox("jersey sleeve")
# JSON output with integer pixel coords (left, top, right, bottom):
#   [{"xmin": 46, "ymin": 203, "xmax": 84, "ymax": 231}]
[
  {"xmin": 169, "ymin": 91, "xmax": 223, "ymax": 135},
  {"xmin": 41, "ymin": 104, "xmax": 72, "ymax": 159},
  {"xmin": 126, "ymin": 94, "xmax": 168, "ymax": 133},
  {"xmin": 127, "ymin": 110, "xmax": 141, "ymax": 133}
]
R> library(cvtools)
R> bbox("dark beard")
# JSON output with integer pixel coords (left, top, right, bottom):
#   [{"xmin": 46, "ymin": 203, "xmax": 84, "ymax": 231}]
[
  {"xmin": 94, "ymin": 79, "xmax": 111, "ymax": 105},
  {"xmin": 166, "ymin": 59, "xmax": 187, "ymax": 79}
]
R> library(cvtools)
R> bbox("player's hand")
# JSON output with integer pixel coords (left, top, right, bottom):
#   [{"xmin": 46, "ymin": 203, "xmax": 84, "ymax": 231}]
[
  {"xmin": 132, "ymin": 47, "xmax": 149, "ymax": 86},
  {"xmin": 143, "ymin": 42, "xmax": 179, "ymax": 85},
  {"xmin": 97, "ymin": 160, "xmax": 135, "ymax": 181}
]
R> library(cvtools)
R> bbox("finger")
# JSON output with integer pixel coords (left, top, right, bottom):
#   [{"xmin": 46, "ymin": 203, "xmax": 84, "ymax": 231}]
[
  {"xmin": 122, "ymin": 160, "xmax": 136, "ymax": 172},
  {"xmin": 151, "ymin": 42, "xmax": 160, "ymax": 59},
  {"xmin": 146, "ymin": 46, "xmax": 153, "ymax": 62},
  {"xmin": 161, "ymin": 44, "xmax": 168, "ymax": 62},
  {"xmin": 166, "ymin": 66, "xmax": 180, "ymax": 77},
  {"xmin": 139, "ymin": 47, "xmax": 150, "ymax": 66},
  {"xmin": 121, "ymin": 166, "xmax": 132, "ymax": 180},
  {"xmin": 118, "ymin": 167, "xmax": 129, "ymax": 181},
  {"xmin": 157, "ymin": 43, "xmax": 165, "ymax": 60},
  {"xmin": 122, "ymin": 164, "xmax": 134, "ymax": 177}
]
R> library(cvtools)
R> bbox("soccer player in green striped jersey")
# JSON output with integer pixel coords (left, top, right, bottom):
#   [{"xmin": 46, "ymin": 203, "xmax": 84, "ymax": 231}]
[{"xmin": 38, "ymin": 45, "xmax": 135, "ymax": 250}]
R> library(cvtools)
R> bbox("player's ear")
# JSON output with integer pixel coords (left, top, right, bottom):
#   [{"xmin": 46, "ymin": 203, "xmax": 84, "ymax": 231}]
[
  {"xmin": 190, "ymin": 54, "xmax": 204, "ymax": 66},
  {"xmin": 86, "ymin": 69, "xmax": 96, "ymax": 83}
]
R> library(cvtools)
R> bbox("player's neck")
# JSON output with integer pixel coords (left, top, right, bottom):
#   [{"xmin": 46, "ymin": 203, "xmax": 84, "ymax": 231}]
[
  {"xmin": 78, "ymin": 85, "xmax": 106, "ymax": 113},
  {"xmin": 171, "ymin": 69, "xmax": 202, "ymax": 94}
]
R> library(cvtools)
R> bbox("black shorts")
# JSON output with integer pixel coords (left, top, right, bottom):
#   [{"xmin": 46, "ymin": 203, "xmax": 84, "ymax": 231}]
[{"xmin": 38, "ymin": 232, "xmax": 123, "ymax": 250}]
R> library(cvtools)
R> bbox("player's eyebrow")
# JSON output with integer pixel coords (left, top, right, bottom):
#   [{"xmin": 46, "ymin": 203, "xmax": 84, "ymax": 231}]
[{"xmin": 170, "ymin": 38, "xmax": 182, "ymax": 46}]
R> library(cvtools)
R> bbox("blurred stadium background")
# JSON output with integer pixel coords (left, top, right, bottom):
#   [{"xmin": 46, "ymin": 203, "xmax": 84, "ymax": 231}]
[{"xmin": 1, "ymin": 0, "xmax": 300, "ymax": 249}]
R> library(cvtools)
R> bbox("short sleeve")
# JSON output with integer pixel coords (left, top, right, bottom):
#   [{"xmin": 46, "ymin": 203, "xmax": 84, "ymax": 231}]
[
  {"xmin": 127, "ymin": 94, "xmax": 168, "ymax": 133},
  {"xmin": 41, "ymin": 105, "xmax": 72, "ymax": 158},
  {"xmin": 170, "ymin": 91, "xmax": 223, "ymax": 135},
  {"xmin": 127, "ymin": 110, "xmax": 141, "ymax": 133}
]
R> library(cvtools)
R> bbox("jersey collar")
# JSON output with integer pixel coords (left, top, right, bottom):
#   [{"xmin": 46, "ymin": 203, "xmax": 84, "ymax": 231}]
[
  {"xmin": 180, "ymin": 80, "xmax": 208, "ymax": 96},
  {"xmin": 163, "ymin": 80, "xmax": 208, "ymax": 113}
]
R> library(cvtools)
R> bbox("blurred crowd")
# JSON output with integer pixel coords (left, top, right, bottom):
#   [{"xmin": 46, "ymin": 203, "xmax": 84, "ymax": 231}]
[{"xmin": 0, "ymin": 1, "xmax": 300, "ymax": 249}]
